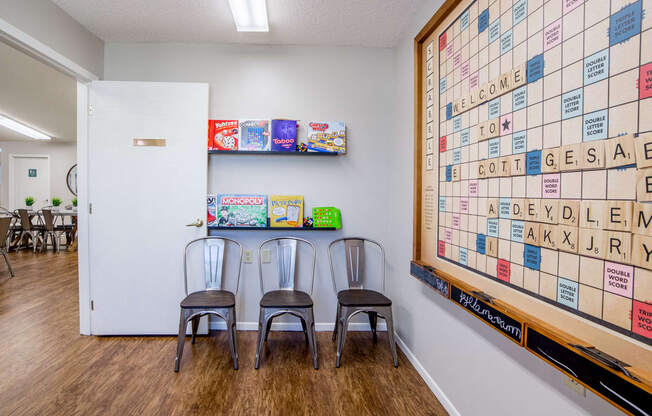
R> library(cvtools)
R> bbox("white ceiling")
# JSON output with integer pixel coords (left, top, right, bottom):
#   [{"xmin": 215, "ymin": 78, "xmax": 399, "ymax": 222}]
[
  {"xmin": 51, "ymin": 0, "xmax": 420, "ymax": 47},
  {"xmin": 0, "ymin": 41, "xmax": 76, "ymax": 142}
]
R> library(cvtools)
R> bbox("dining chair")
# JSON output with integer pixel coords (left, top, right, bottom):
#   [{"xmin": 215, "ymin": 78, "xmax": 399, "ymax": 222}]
[
  {"xmin": 328, "ymin": 238, "xmax": 397, "ymax": 368},
  {"xmin": 40, "ymin": 209, "xmax": 68, "ymax": 252},
  {"xmin": 255, "ymin": 237, "xmax": 318, "ymax": 370},
  {"xmin": 174, "ymin": 236, "xmax": 243, "ymax": 372},
  {"xmin": 16, "ymin": 209, "xmax": 43, "ymax": 253},
  {"xmin": 0, "ymin": 217, "xmax": 15, "ymax": 277}
]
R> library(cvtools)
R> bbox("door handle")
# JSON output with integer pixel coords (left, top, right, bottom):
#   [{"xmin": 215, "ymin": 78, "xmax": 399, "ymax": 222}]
[{"xmin": 185, "ymin": 219, "xmax": 204, "ymax": 227}]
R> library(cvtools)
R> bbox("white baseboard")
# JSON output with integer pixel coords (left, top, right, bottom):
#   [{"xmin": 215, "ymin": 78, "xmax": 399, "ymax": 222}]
[
  {"xmin": 394, "ymin": 334, "xmax": 460, "ymax": 416},
  {"xmin": 209, "ymin": 321, "xmax": 387, "ymax": 332}
]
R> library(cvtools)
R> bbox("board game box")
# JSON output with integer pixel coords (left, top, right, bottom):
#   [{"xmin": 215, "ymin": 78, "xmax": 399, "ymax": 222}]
[
  {"xmin": 208, "ymin": 120, "xmax": 239, "ymax": 151},
  {"xmin": 306, "ymin": 121, "xmax": 346, "ymax": 153},
  {"xmin": 239, "ymin": 120, "xmax": 270, "ymax": 151},
  {"xmin": 270, "ymin": 195, "xmax": 303, "ymax": 227},
  {"xmin": 271, "ymin": 120, "xmax": 298, "ymax": 152},
  {"xmin": 312, "ymin": 207, "xmax": 342, "ymax": 229},
  {"xmin": 216, "ymin": 194, "xmax": 267, "ymax": 227},
  {"xmin": 207, "ymin": 195, "xmax": 217, "ymax": 226}
]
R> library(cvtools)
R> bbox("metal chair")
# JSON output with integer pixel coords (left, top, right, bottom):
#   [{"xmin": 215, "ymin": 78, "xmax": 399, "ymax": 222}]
[
  {"xmin": 40, "ymin": 210, "xmax": 67, "ymax": 252},
  {"xmin": 328, "ymin": 238, "xmax": 397, "ymax": 368},
  {"xmin": 255, "ymin": 237, "xmax": 318, "ymax": 370},
  {"xmin": 174, "ymin": 237, "xmax": 243, "ymax": 372},
  {"xmin": 16, "ymin": 209, "xmax": 43, "ymax": 253},
  {"xmin": 0, "ymin": 217, "xmax": 15, "ymax": 277}
]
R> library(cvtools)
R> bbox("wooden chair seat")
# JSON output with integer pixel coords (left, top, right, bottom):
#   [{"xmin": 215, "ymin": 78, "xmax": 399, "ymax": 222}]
[
  {"xmin": 180, "ymin": 290, "xmax": 235, "ymax": 308},
  {"xmin": 337, "ymin": 289, "xmax": 392, "ymax": 307},
  {"xmin": 260, "ymin": 290, "xmax": 313, "ymax": 308}
]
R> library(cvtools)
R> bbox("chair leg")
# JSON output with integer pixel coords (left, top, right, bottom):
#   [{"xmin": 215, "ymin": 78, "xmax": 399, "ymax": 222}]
[
  {"xmin": 255, "ymin": 308, "xmax": 268, "ymax": 369},
  {"xmin": 227, "ymin": 307, "xmax": 238, "ymax": 370},
  {"xmin": 264, "ymin": 315, "xmax": 273, "ymax": 343},
  {"xmin": 191, "ymin": 316, "xmax": 200, "ymax": 344},
  {"xmin": 332, "ymin": 303, "xmax": 340, "ymax": 342},
  {"xmin": 1, "ymin": 249, "xmax": 14, "ymax": 277},
  {"xmin": 383, "ymin": 307, "xmax": 398, "ymax": 368},
  {"xmin": 368, "ymin": 311, "xmax": 378, "ymax": 343},
  {"xmin": 336, "ymin": 306, "xmax": 349, "ymax": 368},
  {"xmin": 300, "ymin": 318, "xmax": 309, "ymax": 346},
  {"xmin": 174, "ymin": 309, "xmax": 188, "ymax": 372},
  {"xmin": 304, "ymin": 308, "xmax": 318, "ymax": 370}
]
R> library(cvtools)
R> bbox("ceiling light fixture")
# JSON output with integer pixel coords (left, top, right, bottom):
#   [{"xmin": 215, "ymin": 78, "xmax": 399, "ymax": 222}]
[
  {"xmin": 228, "ymin": 0, "xmax": 269, "ymax": 32},
  {"xmin": 0, "ymin": 114, "xmax": 51, "ymax": 140}
]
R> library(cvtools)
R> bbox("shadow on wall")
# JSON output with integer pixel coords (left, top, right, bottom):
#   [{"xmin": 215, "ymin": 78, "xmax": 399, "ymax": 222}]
[{"xmin": 395, "ymin": 279, "xmax": 623, "ymax": 415}]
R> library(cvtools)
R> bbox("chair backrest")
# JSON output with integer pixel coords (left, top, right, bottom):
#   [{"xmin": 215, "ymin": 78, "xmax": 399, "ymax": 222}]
[
  {"xmin": 41, "ymin": 209, "xmax": 55, "ymax": 231},
  {"xmin": 183, "ymin": 237, "xmax": 243, "ymax": 295},
  {"xmin": 328, "ymin": 237, "xmax": 385, "ymax": 294},
  {"xmin": 0, "ymin": 217, "xmax": 12, "ymax": 250},
  {"xmin": 17, "ymin": 209, "xmax": 33, "ymax": 231},
  {"xmin": 258, "ymin": 237, "xmax": 316, "ymax": 296}
]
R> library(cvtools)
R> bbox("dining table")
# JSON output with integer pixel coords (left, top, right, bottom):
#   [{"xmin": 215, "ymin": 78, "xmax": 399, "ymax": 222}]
[{"xmin": 6, "ymin": 209, "xmax": 78, "ymax": 251}]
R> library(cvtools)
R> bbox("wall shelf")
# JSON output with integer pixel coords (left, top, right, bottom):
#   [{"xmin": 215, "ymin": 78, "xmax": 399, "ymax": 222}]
[
  {"xmin": 208, "ymin": 150, "xmax": 338, "ymax": 156},
  {"xmin": 208, "ymin": 226, "xmax": 337, "ymax": 231}
]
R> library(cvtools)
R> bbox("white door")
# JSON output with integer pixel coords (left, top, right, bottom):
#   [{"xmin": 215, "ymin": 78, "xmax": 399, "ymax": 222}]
[
  {"xmin": 9, "ymin": 155, "xmax": 50, "ymax": 209},
  {"xmin": 88, "ymin": 81, "xmax": 208, "ymax": 335}
]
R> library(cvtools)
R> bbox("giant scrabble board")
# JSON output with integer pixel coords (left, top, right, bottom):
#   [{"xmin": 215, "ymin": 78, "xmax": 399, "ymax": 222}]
[{"xmin": 418, "ymin": 0, "xmax": 652, "ymax": 347}]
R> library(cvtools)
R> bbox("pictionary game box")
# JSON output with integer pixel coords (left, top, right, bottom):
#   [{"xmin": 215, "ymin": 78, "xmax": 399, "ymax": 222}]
[
  {"xmin": 270, "ymin": 195, "xmax": 304, "ymax": 227},
  {"xmin": 216, "ymin": 194, "xmax": 267, "ymax": 227}
]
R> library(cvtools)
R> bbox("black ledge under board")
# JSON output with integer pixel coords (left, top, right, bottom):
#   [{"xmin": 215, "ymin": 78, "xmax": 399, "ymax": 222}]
[
  {"xmin": 208, "ymin": 150, "xmax": 339, "ymax": 156},
  {"xmin": 208, "ymin": 226, "xmax": 337, "ymax": 231}
]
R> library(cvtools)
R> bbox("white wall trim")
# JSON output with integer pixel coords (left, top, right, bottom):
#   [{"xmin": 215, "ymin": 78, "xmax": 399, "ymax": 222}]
[
  {"xmin": 8, "ymin": 154, "xmax": 51, "ymax": 210},
  {"xmin": 0, "ymin": 17, "xmax": 99, "ymax": 82},
  {"xmin": 394, "ymin": 334, "xmax": 461, "ymax": 416},
  {"xmin": 76, "ymin": 82, "xmax": 91, "ymax": 335},
  {"xmin": 210, "ymin": 321, "xmax": 387, "ymax": 332}
]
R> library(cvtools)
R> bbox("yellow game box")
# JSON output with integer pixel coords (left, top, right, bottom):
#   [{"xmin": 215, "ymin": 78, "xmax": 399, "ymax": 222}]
[{"xmin": 270, "ymin": 195, "xmax": 304, "ymax": 227}]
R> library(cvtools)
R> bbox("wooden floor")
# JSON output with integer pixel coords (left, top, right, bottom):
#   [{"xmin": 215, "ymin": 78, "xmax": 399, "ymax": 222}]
[{"xmin": 0, "ymin": 250, "xmax": 447, "ymax": 416}]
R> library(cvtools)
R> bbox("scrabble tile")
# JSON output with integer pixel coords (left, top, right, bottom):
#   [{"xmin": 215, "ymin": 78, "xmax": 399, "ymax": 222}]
[
  {"xmin": 580, "ymin": 200, "xmax": 606, "ymax": 229},
  {"xmin": 581, "ymin": 140, "xmax": 605, "ymax": 169},
  {"xmin": 633, "ymin": 202, "xmax": 652, "ymax": 236},
  {"xmin": 632, "ymin": 234, "xmax": 652, "ymax": 271},
  {"xmin": 558, "ymin": 200, "xmax": 580, "ymax": 226},
  {"xmin": 604, "ymin": 201, "xmax": 633, "ymax": 232},
  {"xmin": 539, "ymin": 223, "xmax": 559, "ymax": 249},
  {"xmin": 541, "ymin": 147, "xmax": 560, "ymax": 173},
  {"xmin": 579, "ymin": 228, "xmax": 607, "ymax": 259},
  {"xmin": 604, "ymin": 134, "xmax": 636, "ymax": 169},
  {"xmin": 524, "ymin": 221, "xmax": 540, "ymax": 245},
  {"xmin": 604, "ymin": 231, "xmax": 632, "ymax": 264},
  {"xmin": 559, "ymin": 143, "xmax": 582, "ymax": 171},
  {"xmin": 558, "ymin": 225, "xmax": 579, "ymax": 253},
  {"xmin": 637, "ymin": 167, "xmax": 652, "ymax": 202},
  {"xmin": 635, "ymin": 132, "xmax": 652, "ymax": 169}
]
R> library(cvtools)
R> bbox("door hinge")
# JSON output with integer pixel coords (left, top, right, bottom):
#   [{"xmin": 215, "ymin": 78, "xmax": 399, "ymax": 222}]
[
  {"xmin": 89, "ymin": 203, "xmax": 92, "ymax": 214},
  {"xmin": 90, "ymin": 300, "xmax": 94, "ymax": 311},
  {"xmin": 88, "ymin": 105, "xmax": 94, "ymax": 115}
]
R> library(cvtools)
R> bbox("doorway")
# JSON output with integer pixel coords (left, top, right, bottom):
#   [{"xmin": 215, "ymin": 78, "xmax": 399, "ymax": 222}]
[{"xmin": 8, "ymin": 154, "xmax": 50, "ymax": 210}]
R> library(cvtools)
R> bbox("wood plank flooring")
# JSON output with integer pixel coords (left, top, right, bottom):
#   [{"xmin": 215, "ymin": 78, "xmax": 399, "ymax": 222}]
[{"xmin": 0, "ymin": 251, "xmax": 447, "ymax": 416}]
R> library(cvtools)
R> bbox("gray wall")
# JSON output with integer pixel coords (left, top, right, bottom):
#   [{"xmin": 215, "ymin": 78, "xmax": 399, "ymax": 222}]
[
  {"xmin": 0, "ymin": 140, "xmax": 76, "ymax": 208},
  {"xmin": 388, "ymin": 0, "xmax": 625, "ymax": 415},
  {"xmin": 104, "ymin": 43, "xmax": 394, "ymax": 327},
  {"xmin": 0, "ymin": 0, "xmax": 103, "ymax": 77}
]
